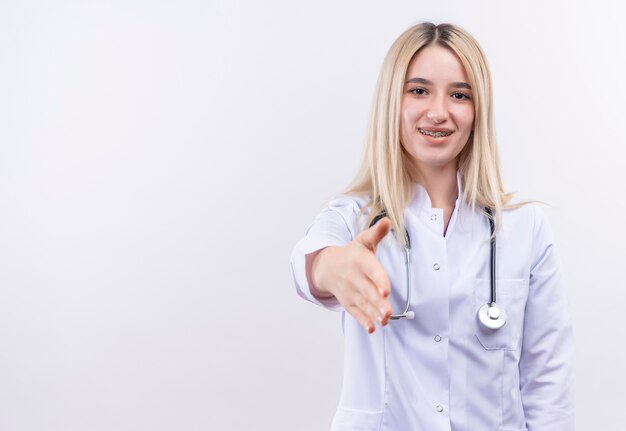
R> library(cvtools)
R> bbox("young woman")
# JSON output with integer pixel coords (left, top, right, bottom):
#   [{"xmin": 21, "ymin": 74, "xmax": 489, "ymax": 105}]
[{"xmin": 290, "ymin": 23, "xmax": 574, "ymax": 430}]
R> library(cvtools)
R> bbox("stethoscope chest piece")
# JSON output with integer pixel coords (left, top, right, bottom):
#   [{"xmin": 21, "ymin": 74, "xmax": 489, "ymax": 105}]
[{"xmin": 478, "ymin": 302, "xmax": 507, "ymax": 330}]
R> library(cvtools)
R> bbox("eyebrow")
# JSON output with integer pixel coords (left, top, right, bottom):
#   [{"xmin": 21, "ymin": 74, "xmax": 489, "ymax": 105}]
[{"xmin": 405, "ymin": 77, "xmax": 472, "ymax": 90}]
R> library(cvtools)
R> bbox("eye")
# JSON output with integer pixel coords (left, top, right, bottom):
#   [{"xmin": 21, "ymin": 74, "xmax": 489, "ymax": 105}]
[
  {"xmin": 452, "ymin": 91, "xmax": 471, "ymax": 100},
  {"xmin": 409, "ymin": 88, "xmax": 427, "ymax": 96}
]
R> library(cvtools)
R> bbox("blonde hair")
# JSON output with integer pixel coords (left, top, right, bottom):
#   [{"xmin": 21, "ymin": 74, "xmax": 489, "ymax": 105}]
[{"xmin": 345, "ymin": 22, "xmax": 521, "ymax": 246}]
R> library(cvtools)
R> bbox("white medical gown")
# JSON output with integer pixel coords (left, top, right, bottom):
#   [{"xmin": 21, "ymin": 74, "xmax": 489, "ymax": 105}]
[{"xmin": 290, "ymin": 173, "xmax": 574, "ymax": 431}]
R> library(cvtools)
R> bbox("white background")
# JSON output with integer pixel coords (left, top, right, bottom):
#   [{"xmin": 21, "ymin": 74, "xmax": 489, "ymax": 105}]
[{"xmin": 0, "ymin": 1, "xmax": 625, "ymax": 430}]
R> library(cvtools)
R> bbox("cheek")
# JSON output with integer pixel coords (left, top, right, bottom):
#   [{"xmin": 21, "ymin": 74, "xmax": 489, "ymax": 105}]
[
  {"xmin": 467, "ymin": 107, "xmax": 476, "ymax": 130},
  {"xmin": 399, "ymin": 105, "xmax": 411, "ymax": 141},
  {"xmin": 452, "ymin": 106, "xmax": 475, "ymax": 131},
  {"xmin": 400, "ymin": 104, "xmax": 419, "ymax": 131}
]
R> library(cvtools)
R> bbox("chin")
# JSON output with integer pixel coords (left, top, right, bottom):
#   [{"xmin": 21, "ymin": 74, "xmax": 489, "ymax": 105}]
[{"xmin": 412, "ymin": 152, "xmax": 457, "ymax": 169}]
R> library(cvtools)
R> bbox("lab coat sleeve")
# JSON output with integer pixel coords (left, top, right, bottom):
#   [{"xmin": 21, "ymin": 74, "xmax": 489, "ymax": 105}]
[
  {"xmin": 519, "ymin": 204, "xmax": 575, "ymax": 430},
  {"xmin": 290, "ymin": 196, "xmax": 362, "ymax": 311}
]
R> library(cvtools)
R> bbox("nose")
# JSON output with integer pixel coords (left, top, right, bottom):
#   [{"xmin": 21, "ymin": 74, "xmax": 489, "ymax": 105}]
[{"xmin": 426, "ymin": 96, "xmax": 449, "ymax": 123}]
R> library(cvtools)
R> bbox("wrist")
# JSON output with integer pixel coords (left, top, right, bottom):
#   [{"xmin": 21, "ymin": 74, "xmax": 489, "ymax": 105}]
[{"xmin": 307, "ymin": 246, "xmax": 338, "ymax": 299}]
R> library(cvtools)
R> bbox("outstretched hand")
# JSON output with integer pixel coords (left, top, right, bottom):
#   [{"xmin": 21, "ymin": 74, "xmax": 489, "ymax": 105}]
[{"xmin": 310, "ymin": 217, "xmax": 393, "ymax": 333}]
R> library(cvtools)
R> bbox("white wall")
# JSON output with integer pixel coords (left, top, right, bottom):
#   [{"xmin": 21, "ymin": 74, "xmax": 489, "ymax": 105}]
[{"xmin": 0, "ymin": 0, "xmax": 624, "ymax": 429}]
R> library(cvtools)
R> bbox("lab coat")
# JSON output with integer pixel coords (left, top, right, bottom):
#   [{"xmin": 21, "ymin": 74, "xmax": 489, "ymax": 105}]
[{"xmin": 290, "ymin": 173, "xmax": 574, "ymax": 431}]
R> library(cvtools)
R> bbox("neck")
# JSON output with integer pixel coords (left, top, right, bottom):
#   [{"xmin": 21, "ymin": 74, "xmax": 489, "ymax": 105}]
[{"xmin": 413, "ymin": 164, "xmax": 459, "ymax": 209}]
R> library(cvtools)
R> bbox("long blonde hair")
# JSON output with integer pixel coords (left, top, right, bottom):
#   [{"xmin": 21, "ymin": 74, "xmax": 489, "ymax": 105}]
[{"xmin": 346, "ymin": 22, "xmax": 519, "ymax": 246}]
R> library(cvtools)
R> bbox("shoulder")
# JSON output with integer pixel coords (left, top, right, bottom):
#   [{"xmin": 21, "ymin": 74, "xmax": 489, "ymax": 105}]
[
  {"xmin": 502, "ymin": 202, "xmax": 554, "ymax": 243},
  {"xmin": 502, "ymin": 202, "xmax": 557, "ymax": 270},
  {"xmin": 326, "ymin": 193, "xmax": 370, "ymax": 212},
  {"xmin": 306, "ymin": 193, "xmax": 372, "ymax": 239},
  {"xmin": 322, "ymin": 193, "xmax": 372, "ymax": 222}
]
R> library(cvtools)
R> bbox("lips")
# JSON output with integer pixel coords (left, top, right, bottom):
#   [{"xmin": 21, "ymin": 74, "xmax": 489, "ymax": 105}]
[{"xmin": 418, "ymin": 127, "xmax": 453, "ymax": 138}]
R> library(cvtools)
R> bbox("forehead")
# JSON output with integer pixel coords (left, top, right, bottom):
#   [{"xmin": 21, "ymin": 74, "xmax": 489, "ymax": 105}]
[{"xmin": 405, "ymin": 45, "xmax": 469, "ymax": 83}]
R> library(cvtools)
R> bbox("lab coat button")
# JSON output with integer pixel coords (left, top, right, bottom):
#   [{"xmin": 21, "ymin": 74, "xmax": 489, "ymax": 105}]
[
  {"xmin": 433, "ymin": 263, "xmax": 440, "ymax": 270},
  {"xmin": 436, "ymin": 405, "xmax": 444, "ymax": 412},
  {"xmin": 434, "ymin": 335, "xmax": 442, "ymax": 342},
  {"xmin": 431, "ymin": 214, "xmax": 438, "ymax": 221}
]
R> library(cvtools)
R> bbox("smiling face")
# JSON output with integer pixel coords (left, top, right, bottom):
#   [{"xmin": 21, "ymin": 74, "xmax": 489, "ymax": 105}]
[{"xmin": 400, "ymin": 44, "xmax": 475, "ymax": 177}]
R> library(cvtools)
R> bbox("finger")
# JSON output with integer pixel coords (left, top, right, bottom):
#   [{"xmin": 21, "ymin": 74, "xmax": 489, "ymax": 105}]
[
  {"xmin": 351, "ymin": 289, "xmax": 386, "ymax": 326},
  {"xmin": 356, "ymin": 217, "xmax": 391, "ymax": 252},
  {"xmin": 341, "ymin": 275, "xmax": 391, "ymax": 327},
  {"xmin": 359, "ymin": 254, "xmax": 392, "ymax": 298},
  {"xmin": 346, "ymin": 304, "xmax": 375, "ymax": 334}
]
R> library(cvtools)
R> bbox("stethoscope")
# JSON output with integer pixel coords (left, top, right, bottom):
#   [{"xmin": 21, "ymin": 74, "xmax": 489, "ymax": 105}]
[{"xmin": 369, "ymin": 207, "xmax": 507, "ymax": 330}]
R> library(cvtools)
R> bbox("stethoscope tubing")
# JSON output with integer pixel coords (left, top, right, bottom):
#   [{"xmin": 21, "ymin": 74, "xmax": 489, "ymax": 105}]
[
  {"xmin": 369, "ymin": 212, "xmax": 414, "ymax": 320},
  {"xmin": 389, "ymin": 247, "xmax": 413, "ymax": 320},
  {"xmin": 486, "ymin": 207, "xmax": 497, "ymax": 304},
  {"xmin": 369, "ymin": 207, "xmax": 504, "ymax": 327}
]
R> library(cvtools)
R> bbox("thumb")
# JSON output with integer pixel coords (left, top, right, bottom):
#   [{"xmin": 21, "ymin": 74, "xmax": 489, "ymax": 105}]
[{"xmin": 357, "ymin": 217, "xmax": 392, "ymax": 252}]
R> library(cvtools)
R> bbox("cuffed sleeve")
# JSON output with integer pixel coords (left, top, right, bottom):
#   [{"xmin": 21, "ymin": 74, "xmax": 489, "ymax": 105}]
[
  {"xmin": 519, "ymin": 204, "xmax": 575, "ymax": 430},
  {"xmin": 290, "ymin": 196, "xmax": 365, "ymax": 311}
]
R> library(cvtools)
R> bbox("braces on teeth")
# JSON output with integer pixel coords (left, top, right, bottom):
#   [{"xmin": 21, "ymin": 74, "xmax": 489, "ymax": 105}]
[{"xmin": 419, "ymin": 128, "xmax": 452, "ymax": 137}]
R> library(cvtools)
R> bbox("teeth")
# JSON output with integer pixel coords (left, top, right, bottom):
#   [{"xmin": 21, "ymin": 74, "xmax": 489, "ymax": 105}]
[{"xmin": 419, "ymin": 128, "xmax": 452, "ymax": 137}]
